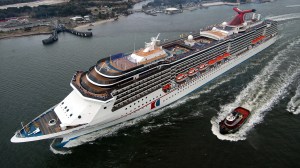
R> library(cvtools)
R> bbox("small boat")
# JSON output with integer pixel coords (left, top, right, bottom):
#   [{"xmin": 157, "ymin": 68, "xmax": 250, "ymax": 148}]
[
  {"xmin": 162, "ymin": 83, "xmax": 171, "ymax": 92},
  {"xmin": 219, "ymin": 107, "xmax": 251, "ymax": 134},
  {"xmin": 198, "ymin": 64, "xmax": 207, "ymax": 71},
  {"xmin": 175, "ymin": 74, "xmax": 187, "ymax": 83},
  {"xmin": 188, "ymin": 67, "xmax": 198, "ymax": 77}
]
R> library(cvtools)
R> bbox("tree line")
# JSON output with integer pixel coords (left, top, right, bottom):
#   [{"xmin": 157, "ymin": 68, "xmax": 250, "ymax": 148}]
[{"xmin": 0, "ymin": 3, "xmax": 91, "ymax": 20}]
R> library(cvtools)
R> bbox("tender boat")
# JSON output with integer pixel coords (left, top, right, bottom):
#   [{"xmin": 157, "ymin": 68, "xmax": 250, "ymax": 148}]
[
  {"xmin": 198, "ymin": 64, "xmax": 208, "ymax": 72},
  {"xmin": 175, "ymin": 74, "xmax": 187, "ymax": 83},
  {"xmin": 219, "ymin": 107, "xmax": 251, "ymax": 134},
  {"xmin": 188, "ymin": 67, "xmax": 198, "ymax": 77}
]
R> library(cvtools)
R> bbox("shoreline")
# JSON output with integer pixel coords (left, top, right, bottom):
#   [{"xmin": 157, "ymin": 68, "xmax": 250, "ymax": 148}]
[
  {"xmin": 0, "ymin": 26, "xmax": 52, "ymax": 40},
  {"xmin": 74, "ymin": 17, "xmax": 120, "ymax": 31},
  {"xmin": 0, "ymin": 32, "xmax": 51, "ymax": 40}
]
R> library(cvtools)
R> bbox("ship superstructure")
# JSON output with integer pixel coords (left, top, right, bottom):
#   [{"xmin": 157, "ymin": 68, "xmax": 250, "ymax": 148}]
[{"xmin": 11, "ymin": 8, "xmax": 278, "ymax": 147}]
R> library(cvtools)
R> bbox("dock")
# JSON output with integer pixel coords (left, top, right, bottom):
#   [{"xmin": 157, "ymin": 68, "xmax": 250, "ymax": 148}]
[{"xmin": 42, "ymin": 24, "xmax": 92, "ymax": 45}]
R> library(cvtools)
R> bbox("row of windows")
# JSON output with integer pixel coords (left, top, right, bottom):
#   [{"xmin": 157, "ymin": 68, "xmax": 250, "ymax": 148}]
[
  {"xmin": 115, "ymin": 75, "xmax": 171, "ymax": 105},
  {"xmin": 116, "ymin": 70, "xmax": 171, "ymax": 100}
]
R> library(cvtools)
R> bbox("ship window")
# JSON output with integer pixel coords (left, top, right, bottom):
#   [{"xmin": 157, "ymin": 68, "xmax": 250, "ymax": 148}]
[
  {"xmin": 48, "ymin": 119, "xmax": 57, "ymax": 126},
  {"xmin": 104, "ymin": 107, "xmax": 107, "ymax": 109},
  {"xmin": 78, "ymin": 115, "xmax": 81, "ymax": 119},
  {"xmin": 70, "ymin": 114, "xmax": 73, "ymax": 117},
  {"xmin": 125, "ymin": 108, "xmax": 127, "ymax": 110},
  {"xmin": 67, "ymin": 109, "xmax": 69, "ymax": 112},
  {"xmin": 64, "ymin": 106, "xmax": 67, "ymax": 109},
  {"xmin": 62, "ymin": 102, "xmax": 64, "ymax": 105}
]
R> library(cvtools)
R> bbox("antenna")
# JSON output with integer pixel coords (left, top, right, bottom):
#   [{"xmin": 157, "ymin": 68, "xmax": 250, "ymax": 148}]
[{"xmin": 134, "ymin": 34, "xmax": 136, "ymax": 52}]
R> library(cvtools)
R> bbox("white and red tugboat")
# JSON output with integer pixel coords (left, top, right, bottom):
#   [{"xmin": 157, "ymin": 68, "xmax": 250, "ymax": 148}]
[{"xmin": 219, "ymin": 107, "xmax": 251, "ymax": 134}]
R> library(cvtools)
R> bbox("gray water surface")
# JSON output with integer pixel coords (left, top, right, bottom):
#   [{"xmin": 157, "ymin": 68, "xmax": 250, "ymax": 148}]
[{"xmin": 1, "ymin": 0, "xmax": 300, "ymax": 167}]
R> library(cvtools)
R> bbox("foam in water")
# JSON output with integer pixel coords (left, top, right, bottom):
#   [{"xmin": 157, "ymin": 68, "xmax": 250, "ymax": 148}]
[
  {"xmin": 50, "ymin": 139, "xmax": 73, "ymax": 155},
  {"xmin": 267, "ymin": 13, "xmax": 300, "ymax": 22},
  {"xmin": 286, "ymin": 5, "xmax": 300, "ymax": 8},
  {"xmin": 211, "ymin": 38, "xmax": 300, "ymax": 141},
  {"xmin": 287, "ymin": 83, "xmax": 300, "ymax": 114}
]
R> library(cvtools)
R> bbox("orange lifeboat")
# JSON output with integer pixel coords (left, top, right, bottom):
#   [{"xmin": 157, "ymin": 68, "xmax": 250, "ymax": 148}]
[
  {"xmin": 223, "ymin": 52, "xmax": 230, "ymax": 58},
  {"xmin": 198, "ymin": 64, "xmax": 208, "ymax": 71},
  {"xmin": 208, "ymin": 59, "xmax": 216, "ymax": 66},
  {"xmin": 216, "ymin": 55, "xmax": 223, "ymax": 63},
  {"xmin": 162, "ymin": 83, "xmax": 171, "ymax": 92},
  {"xmin": 175, "ymin": 74, "xmax": 187, "ymax": 83},
  {"xmin": 188, "ymin": 68, "xmax": 198, "ymax": 77}
]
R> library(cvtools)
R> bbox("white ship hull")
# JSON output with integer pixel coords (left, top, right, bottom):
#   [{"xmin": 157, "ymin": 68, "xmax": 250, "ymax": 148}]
[{"xmin": 43, "ymin": 35, "xmax": 278, "ymax": 148}]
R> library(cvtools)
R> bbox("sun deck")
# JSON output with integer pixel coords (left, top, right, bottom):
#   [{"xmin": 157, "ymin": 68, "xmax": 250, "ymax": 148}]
[
  {"xmin": 18, "ymin": 108, "xmax": 62, "ymax": 138},
  {"xmin": 71, "ymin": 71, "xmax": 112, "ymax": 101}
]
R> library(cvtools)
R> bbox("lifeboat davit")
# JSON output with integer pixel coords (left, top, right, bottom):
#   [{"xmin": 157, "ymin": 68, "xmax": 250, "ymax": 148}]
[
  {"xmin": 219, "ymin": 107, "xmax": 251, "ymax": 134},
  {"xmin": 188, "ymin": 68, "xmax": 198, "ymax": 77},
  {"xmin": 198, "ymin": 64, "xmax": 208, "ymax": 71},
  {"xmin": 175, "ymin": 74, "xmax": 187, "ymax": 83}
]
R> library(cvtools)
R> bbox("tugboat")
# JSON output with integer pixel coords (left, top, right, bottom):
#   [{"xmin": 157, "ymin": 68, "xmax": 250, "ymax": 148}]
[{"xmin": 219, "ymin": 107, "xmax": 251, "ymax": 134}]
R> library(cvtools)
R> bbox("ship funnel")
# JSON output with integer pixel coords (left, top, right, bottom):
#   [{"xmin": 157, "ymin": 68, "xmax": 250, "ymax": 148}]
[{"xmin": 229, "ymin": 7, "xmax": 256, "ymax": 26}]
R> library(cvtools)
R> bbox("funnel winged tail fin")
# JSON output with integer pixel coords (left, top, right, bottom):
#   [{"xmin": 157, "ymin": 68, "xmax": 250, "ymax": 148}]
[{"xmin": 229, "ymin": 7, "xmax": 256, "ymax": 26}]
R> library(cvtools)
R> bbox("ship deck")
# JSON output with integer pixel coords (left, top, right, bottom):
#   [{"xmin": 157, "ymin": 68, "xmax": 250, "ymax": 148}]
[
  {"xmin": 71, "ymin": 71, "xmax": 112, "ymax": 101},
  {"xmin": 19, "ymin": 108, "xmax": 62, "ymax": 137}
]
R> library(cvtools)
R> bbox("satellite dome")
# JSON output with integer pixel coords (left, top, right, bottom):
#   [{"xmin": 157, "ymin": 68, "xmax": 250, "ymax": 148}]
[
  {"xmin": 188, "ymin": 35, "xmax": 193, "ymax": 41},
  {"xmin": 222, "ymin": 22, "xmax": 227, "ymax": 26}
]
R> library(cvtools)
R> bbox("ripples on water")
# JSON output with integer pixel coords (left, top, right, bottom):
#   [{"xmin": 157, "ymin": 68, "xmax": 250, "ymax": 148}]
[{"xmin": 287, "ymin": 84, "xmax": 300, "ymax": 115}]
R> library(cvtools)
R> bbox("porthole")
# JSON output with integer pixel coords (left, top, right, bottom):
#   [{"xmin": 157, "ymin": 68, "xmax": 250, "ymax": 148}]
[
  {"xmin": 104, "ymin": 106, "xmax": 107, "ymax": 109},
  {"xmin": 67, "ymin": 109, "xmax": 69, "ymax": 112},
  {"xmin": 64, "ymin": 106, "xmax": 67, "ymax": 109},
  {"xmin": 78, "ymin": 115, "xmax": 81, "ymax": 119},
  {"xmin": 48, "ymin": 119, "xmax": 57, "ymax": 126},
  {"xmin": 70, "ymin": 114, "xmax": 73, "ymax": 117}
]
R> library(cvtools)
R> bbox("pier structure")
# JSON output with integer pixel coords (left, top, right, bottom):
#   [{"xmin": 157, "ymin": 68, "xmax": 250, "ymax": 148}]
[{"xmin": 42, "ymin": 24, "xmax": 92, "ymax": 45}]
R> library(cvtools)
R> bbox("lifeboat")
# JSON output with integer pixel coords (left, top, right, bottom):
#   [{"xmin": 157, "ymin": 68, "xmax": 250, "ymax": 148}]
[
  {"xmin": 162, "ymin": 83, "xmax": 171, "ymax": 92},
  {"xmin": 198, "ymin": 64, "xmax": 208, "ymax": 72},
  {"xmin": 175, "ymin": 74, "xmax": 187, "ymax": 83},
  {"xmin": 188, "ymin": 68, "xmax": 198, "ymax": 77},
  {"xmin": 252, "ymin": 35, "xmax": 266, "ymax": 44},
  {"xmin": 216, "ymin": 55, "xmax": 223, "ymax": 64},
  {"xmin": 223, "ymin": 52, "xmax": 230, "ymax": 58},
  {"xmin": 208, "ymin": 59, "xmax": 216, "ymax": 66},
  {"xmin": 219, "ymin": 107, "xmax": 251, "ymax": 134}
]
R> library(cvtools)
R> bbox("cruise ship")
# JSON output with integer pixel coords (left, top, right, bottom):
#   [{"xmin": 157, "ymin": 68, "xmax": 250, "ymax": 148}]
[{"xmin": 11, "ymin": 8, "xmax": 278, "ymax": 148}]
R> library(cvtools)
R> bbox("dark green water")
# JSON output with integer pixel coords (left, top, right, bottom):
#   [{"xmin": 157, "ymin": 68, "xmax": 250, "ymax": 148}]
[{"xmin": 1, "ymin": 1, "xmax": 300, "ymax": 167}]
